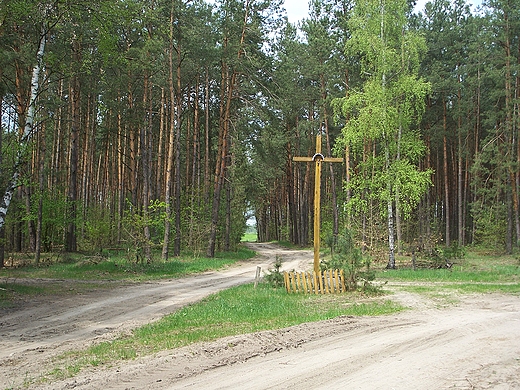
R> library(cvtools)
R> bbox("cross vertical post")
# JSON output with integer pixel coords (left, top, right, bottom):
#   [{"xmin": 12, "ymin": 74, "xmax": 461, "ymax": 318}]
[{"xmin": 293, "ymin": 134, "xmax": 343, "ymax": 274}]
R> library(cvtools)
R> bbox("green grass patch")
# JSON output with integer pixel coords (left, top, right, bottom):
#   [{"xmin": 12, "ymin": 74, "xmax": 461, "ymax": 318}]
[
  {"xmin": 0, "ymin": 247, "xmax": 256, "ymax": 307},
  {"xmin": 241, "ymin": 232, "xmax": 257, "ymax": 242},
  {"xmin": 0, "ymin": 247, "xmax": 255, "ymax": 282},
  {"xmin": 47, "ymin": 284, "xmax": 402, "ymax": 380},
  {"xmin": 0, "ymin": 283, "xmax": 47, "ymax": 308},
  {"xmin": 378, "ymin": 267, "xmax": 520, "ymax": 283},
  {"xmin": 442, "ymin": 282, "xmax": 520, "ymax": 294},
  {"xmin": 377, "ymin": 251, "xmax": 520, "ymax": 284}
]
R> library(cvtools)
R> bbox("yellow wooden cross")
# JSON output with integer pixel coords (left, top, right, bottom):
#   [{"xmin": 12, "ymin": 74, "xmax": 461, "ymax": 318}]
[{"xmin": 293, "ymin": 134, "xmax": 343, "ymax": 274}]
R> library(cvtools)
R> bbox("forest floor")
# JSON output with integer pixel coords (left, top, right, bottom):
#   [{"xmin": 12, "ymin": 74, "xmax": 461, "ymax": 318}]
[{"xmin": 1, "ymin": 242, "xmax": 519, "ymax": 390}]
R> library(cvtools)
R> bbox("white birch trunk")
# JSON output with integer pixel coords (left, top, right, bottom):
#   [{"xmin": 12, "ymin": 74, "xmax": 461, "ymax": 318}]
[{"xmin": 0, "ymin": 30, "xmax": 46, "ymax": 229}]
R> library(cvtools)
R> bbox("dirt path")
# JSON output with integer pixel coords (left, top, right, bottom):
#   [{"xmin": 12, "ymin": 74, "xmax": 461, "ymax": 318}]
[
  {"xmin": 2, "ymin": 243, "xmax": 520, "ymax": 389},
  {"xmin": 0, "ymin": 243, "xmax": 311, "ymax": 389}
]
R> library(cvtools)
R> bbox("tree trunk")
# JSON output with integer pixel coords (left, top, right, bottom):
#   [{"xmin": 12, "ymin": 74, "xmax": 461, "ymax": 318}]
[
  {"xmin": 174, "ymin": 38, "xmax": 182, "ymax": 257},
  {"xmin": 50, "ymin": 80, "xmax": 64, "ymax": 189},
  {"xmin": 204, "ymin": 66, "xmax": 211, "ymax": 205},
  {"xmin": 35, "ymin": 121, "xmax": 45, "ymax": 264},
  {"xmin": 457, "ymin": 80, "xmax": 464, "ymax": 245},
  {"xmin": 0, "ymin": 96, "xmax": 4, "ymax": 267},
  {"xmin": 162, "ymin": 5, "xmax": 177, "ymax": 261},
  {"xmin": 386, "ymin": 143, "xmax": 396, "ymax": 269},
  {"xmin": 117, "ymin": 90, "xmax": 125, "ymax": 244},
  {"xmin": 503, "ymin": 9, "xmax": 513, "ymax": 252},
  {"xmin": 208, "ymin": 1, "xmax": 250, "ymax": 256},
  {"xmin": 141, "ymin": 72, "xmax": 152, "ymax": 263},
  {"xmin": 207, "ymin": 65, "xmax": 231, "ymax": 257},
  {"xmin": 515, "ymin": 39, "xmax": 520, "ymax": 247},
  {"xmin": 287, "ymin": 139, "xmax": 298, "ymax": 244},
  {"xmin": 0, "ymin": 29, "xmax": 46, "ymax": 231},
  {"xmin": 321, "ymin": 75, "xmax": 340, "ymax": 238},
  {"xmin": 156, "ymin": 88, "xmax": 166, "ymax": 198},
  {"xmin": 443, "ymin": 97, "xmax": 451, "ymax": 247},
  {"xmin": 225, "ymin": 175, "xmax": 231, "ymax": 251},
  {"xmin": 66, "ymin": 38, "xmax": 80, "ymax": 253}
]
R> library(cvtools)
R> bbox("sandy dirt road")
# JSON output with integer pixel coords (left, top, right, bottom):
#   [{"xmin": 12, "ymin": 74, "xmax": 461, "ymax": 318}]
[{"xmin": 1, "ymin": 243, "xmax": 520, "ymax": 390}]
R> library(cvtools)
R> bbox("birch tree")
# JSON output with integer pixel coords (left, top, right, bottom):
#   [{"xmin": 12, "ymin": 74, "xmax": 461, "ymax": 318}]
[
  {"xmin": 334, "ymin": 0, "xmax": 432, "ymax": 268},
  {"xmin": 0, "ymin": 23, "xmax": 46, "ymax": 231}
]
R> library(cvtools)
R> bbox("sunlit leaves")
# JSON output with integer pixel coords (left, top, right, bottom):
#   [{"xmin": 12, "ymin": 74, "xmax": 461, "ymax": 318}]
[{"xmin": 334, "ymin": 0, "xmax": 432, "ymax": 224}]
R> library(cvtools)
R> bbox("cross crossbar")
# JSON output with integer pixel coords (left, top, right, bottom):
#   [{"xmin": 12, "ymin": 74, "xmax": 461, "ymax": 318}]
[{"xmin": 293, "ymin": 135, "xmax": 343, "ymax": 274}]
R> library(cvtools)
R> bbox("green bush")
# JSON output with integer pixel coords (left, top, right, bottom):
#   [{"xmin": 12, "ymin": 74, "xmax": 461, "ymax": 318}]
[
  {"xmin": 321, "ymin": 230, "xmax": 375, "ymax": 291},
  {"xmin": 263, "ymin": 256, "xmax": 285, "ymax": 288}
]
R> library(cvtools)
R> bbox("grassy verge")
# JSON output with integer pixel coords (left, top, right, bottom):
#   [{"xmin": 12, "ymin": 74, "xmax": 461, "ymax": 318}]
[
  {"xmin": 46, "ymin": 283, "xmax": 402, "ymax": 381},
  {"xmin": 378, "ymin": 266, "xmax": 520, "ymax": 283},
  {"xmin": 0, "ymin": 247, "xmax": 255, "ymax": 308},
  {"xmin": 0, "ymin": 284, "xmax": 47, "ymax": 308},
  {"xmin": 0, "ymin": 247, "xmax": 254, "ymax": 281},
  {"xmin": 376, "ymin": 250, "xmax": 520, "ymax": 284},
  {"xmin": 375, "ymin": 252, "xmax": 520, "ymax": 305}
]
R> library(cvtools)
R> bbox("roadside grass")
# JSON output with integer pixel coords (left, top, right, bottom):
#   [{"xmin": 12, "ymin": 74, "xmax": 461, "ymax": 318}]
[
  {"xmin": 379, "ymin": 267, "xmax": 520, "ymax": 283},
  {"xmin": 0, "ymin": 247, "xmax": 255, "ymax": 307},
  {"xmin": 0, "ymin": 247, "xmax": 254, "ymax": 281},
  {"xmin": 0, "ymin": 284, "xmax": 47, "ymax": 308},
  {"xmin": 47, "ymin": 283, "xmax": 402, "ymax": 380},
  {"xmin": 377, "ymin": 251, "xmax": 520, "ymax": 307},
  {"xmin": 377, "ymin": 250, "xmax": 520, "ymax": 284}
]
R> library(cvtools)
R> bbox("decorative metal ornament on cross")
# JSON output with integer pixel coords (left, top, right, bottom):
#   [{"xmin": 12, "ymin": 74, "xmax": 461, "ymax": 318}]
[{"xmin": 293, "ymin": 134, "xmax": 343, "ymax": 275}]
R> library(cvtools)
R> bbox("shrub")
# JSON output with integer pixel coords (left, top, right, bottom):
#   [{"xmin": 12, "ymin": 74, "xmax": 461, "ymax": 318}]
[
  {"xmin": 321, "ymin": 230, "xmax": 375, "ymax": 291},
  {"xmin": 263, "ymin": 255, "xmax": 285, "ymax": 288}
]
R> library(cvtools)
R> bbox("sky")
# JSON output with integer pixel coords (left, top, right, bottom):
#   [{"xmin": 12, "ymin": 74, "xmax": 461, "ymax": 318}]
[
  {"xmin": 283, "ymin": 0, "xmax": 310, "ymax": 24},
  {"xmin": 205, "ymin": 0, "xmax": 484, "ymax": 27},
  {"xmin": 283, "ymin": 0, "xmax": 485, "ymax": 24}
]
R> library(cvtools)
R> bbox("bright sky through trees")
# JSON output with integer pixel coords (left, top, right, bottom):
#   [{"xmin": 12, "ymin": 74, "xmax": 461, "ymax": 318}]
[
  {"xmin": 415, "ymin": 0, "xmax": 483, "ymax": 12},
  {"xmin": 284, "ymin": 0, "xmax": 310, "ymax": 23},
  {"xmin": 204, "ymin": 0, "xmax": 309, "ymax": 24},
  {"xmin": 205, "ymin": 0, "xmax": 484, "ymax": 25}
]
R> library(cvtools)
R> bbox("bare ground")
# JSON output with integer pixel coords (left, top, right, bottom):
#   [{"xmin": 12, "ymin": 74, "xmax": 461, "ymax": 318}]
[{"xmin": 1, "ymin": 242, "xmax": 520, "ymax": 390}]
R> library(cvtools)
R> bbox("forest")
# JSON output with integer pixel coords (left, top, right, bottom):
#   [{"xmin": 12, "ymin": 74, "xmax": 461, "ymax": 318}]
[{"xmin": 0, "ymin": 0, "xmax": 518, "ymax": 267}]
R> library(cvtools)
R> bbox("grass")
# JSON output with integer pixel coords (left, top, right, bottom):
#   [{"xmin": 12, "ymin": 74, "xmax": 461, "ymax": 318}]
[
  {"xmin": 375, "ymin": 250, "xmax": 520, "ymax": 302},
  {"xmin": 0, "ymin": 247, "xmax": 254, "ymax": 282},
  {"xmin": 376, "ymin": 250, "xmax": 520, "ymax": 284},
  {"xmin": 46, "ymin": 283, "xmax": 403, "ymax": 380},
  {"xmin": 5, "ymin": 244, "xmax": 520, "ymax": 385},
  {"xmin": 241, "ymin": 232, "xmax": 257, "ymax": 242},
  {"xmin": 378, "ymin": 267, "xmax": 520, "ymax": 283},
  {"xmin": 0, "ymin": 283, "xmax": 47, "ymax": 309},
  {"xmin": 0, "ymin": 246, "xmax": 256, "ymax": 308}
]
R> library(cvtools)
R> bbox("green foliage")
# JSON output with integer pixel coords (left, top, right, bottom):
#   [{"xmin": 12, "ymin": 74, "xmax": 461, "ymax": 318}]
[
  {"xmin": 121, "ymin": 200, "xmax": 169, "ymax": 262},
  {"xmin": 470, "ymin": 147, "xmax": 510, "ymax": 250},
  {"xmin": 34, "ymin": 192, "xmax": 69, "ymax": 251},
  {"xmin": 321, "ymin": 230, "xmax": 375, "ymax": 291},
  {"xmin": 333, "ymin": 0, "xmax": 432, "ymax": 263},
  {"xmin": 441, "ymin": 241, "xmax": 466, "ymax": 261},
  {"xmin": 263, "ymin": 255, "xmax": 285, "ymax": 288},
  {"xmin": 414, "ymin": 241, "xmax": 467, "ymax": 269},
  {"xmin": 82, "ymin": 207, "xmax": 115, "ymax": 254},
  {"xmin": 241, "ymin": 232, "xmax": 257, "ymax": 242},
  {"xmin": 0, "ymin": 247, "xmax": 255, "ymax": 284}
]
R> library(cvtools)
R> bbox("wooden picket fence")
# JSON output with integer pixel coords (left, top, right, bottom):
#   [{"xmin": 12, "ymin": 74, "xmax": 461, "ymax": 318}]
[{"xmin": 283, "ymin": 269, "xmax": 346, "ymax": 294}]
